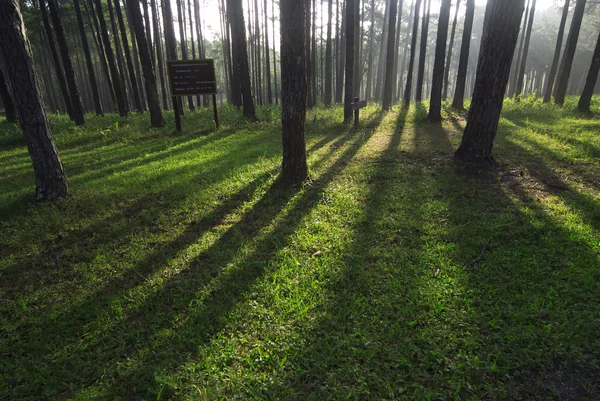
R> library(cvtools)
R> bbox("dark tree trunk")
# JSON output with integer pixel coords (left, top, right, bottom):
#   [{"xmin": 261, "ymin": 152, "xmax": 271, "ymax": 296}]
[
  {"xmin": 415, "ymin": 0, "xmax": 431, "ymax": 102},
  {"xmin": 403, "ymin": 0, "xmax": 421, "ymax": 108},
  {"xmin": 47, "ymin": 0, "xmax": 85, "ymax": 125},
  {"xmin": 335, "ymin": 0, "xmax": 345, "ymax": 103},
  {"xmin": 125, "ymin": 3, "xmax": 147, "ymax": 111},
  {"xmin": 94, "ymin": 0, "xmax": 129, "ymax": 116},
  {"xmin": 397, "ymin": 0, "xmax": 414, "ymax": 101},
  {"xmin": 427, "ymin": 0, "xmax": 451, "ymax": 121},
  {"xmin": 141, "ymin": 0, "xmax": 153, "ymax": 62},
  {"xmin": 39, "ymin": 0, "xmax": 73, "ymax": 119},
  {"xmin": 114, "ymin": 0, "xmax": 143, "ymax": 112},
  {"xmin": 391, "ymin": 0, "xmax": 403, "ymax": 102},
  {"xmin": 375, "ymin": 0, "xmax": 390, "ymax": 101},
  {"xmin": 128, "ymin": 0, "xmax": 164, "ymax": 126},
  {"xmin": 176, "ymin": 0, "xmax": 195, "ymax": 110},
  {"xmin": 508, "ymin": 0, "xmax": 529, "ymax": 97},
  {"xmin": 305, "ymin": 0, "xmax": 312, "ymax": 107},
  {"xmin": 272, "ymin": 0, "xmax": 279, "ymax": 104},
  {"xmin": 0, "ymin": 0, "xmax": 68, "ymax": 200},
  {"xmin": 264, "ymin": 0, "xmax": 272, "ymax": 104},
  {"xmin": 455, "ymin": 0, "xmax": 525, "ymax": 165},
  {"xmin": 543, "ymin": 0, "xmax": 569, "ymax": 103},
  {"xmin": 227, "ymin": 0, "xmax": 242, "ymax": 106},
  {"xmin": 578, "ymin": 29, "xmax": 600, "ymax": 112},
  {"xmin": 150, "ymin": 0, "xmax": 168, "ymax": 108},
  {"xmin": 311, "ymin": 0, "xmax": 317, "ymax": 106},
  {"xmin": 254, "ymin": 0, "xmax": 262, "ymax": 105},
  {"xmin": 0, "ymin": 69, "xmax": 18, "ymax": 122},
  {"xmin": 365, "ymin": 0, "xmax": 375, "ymax": 100},
  {"xmin": 228, "ymin": 0, "xmax": 256, "ymax": 119},
  {"xmin": 280, "ymin": 0, "xmax": 308, "ymax": 182},
  {"xmin": 107, "ymin": 0, "xmax": 130, "ymax": 110},
  {"xmin": 73, "ymin": 0, "xmax": 102, "ymax": 116},
  {"xmin": 325, "ymin": 0, "xmax": 333, "ymax": 105},
  {"xmin": 514, "ymin": 0, "xmax": 536, "ymax": 98},
  {"xmin": 352, "ymin": 0, "xmax": 360, "ymax": 99},
  {"xmin": 451, "ymin": 0, "xmax": 474, "ymax": 109},
  {"xmin": 382, "ymin": 0, "xmax": 398, "ymax": 110},
  {"xmin": 554, "ymin": 0, "xmax": 586, "ymax": 105},
  {"xmin": 343, "ymin": 0, "xmax": 355, "ymax": 122},
  {"xmin": 443, "ymin": 0, "xmax": 460, "ymax": 100}
]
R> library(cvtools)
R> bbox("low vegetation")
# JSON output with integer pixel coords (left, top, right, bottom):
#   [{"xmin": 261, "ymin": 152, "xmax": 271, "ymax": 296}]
[{"xmin": 1, "ymin": 99, "xmax": 599, "ymax": 400}]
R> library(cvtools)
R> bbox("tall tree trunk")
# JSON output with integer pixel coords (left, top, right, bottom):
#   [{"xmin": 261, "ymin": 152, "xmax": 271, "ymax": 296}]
[
  {"xmin": 125, "ymin": 2, "xmax": 147, "ymax": 111},
  {"xmin": 272, "ymin": 0, "xmax": 278, "ymax": 104},
  {"xmin": 280, "ymin": 0, "xmax": 308, "ymax": 182},
  {"xmin": 403, "ymin": 0, "xmax": 421, "ymax": 108},
  {"xmin": 391, "ymin": 0, "xmax": 403, "ymax": 102},
  {"xmin": 306, "ymin": 0, "xmax": 312, "ymax": 107},
  {"xmin": 311, "ymin": 0, "xmax": 317, "ymax": 106},
  {"xmin": 375, "ymin": 0, "xmax": 390, "ymax": 101},
  {"xmin": 554, "ymin": 0, "xmax": 586, "ymax": 105},
  {"xmin": 577, "ymin": 29, "xmax": 600, "ymax": 112},
  {"xmin": 107, "ymin": 0, "xmax": 130, "ymax": 110},
  {"xmin": 352, "ymin": 0, "xmax": 360, "ymax": 99},
  {"xmin": 0, "ymin": 0, "xmax": 68, "ymax": 200},
  {"xmin": 39, "ymin": 0, "xmax": 73, "ymax": 119},
  {"xmin": 227, "ymin": 0, "xmax": 256, "ymax": 118},
  {"xmin": 427, "ymin": 0, "xmax": 451, "ymax": 121},
  {"xmin": 114, "ymin": 0, "xmax": 143, "ymax": 112},
  {"xmin": 365, "ymin": 0, "xmax": 375, "ymax": 100},
  {"xmin": 264, "ymin": 0, "xmax": 272, "ymax": 104},
  {"xmin": 451, "ymin": 0, "xmax": 474, "ymax": 109},
  {"xmin": 382, "ymin": 0, "xmax": 398, "ymax": 109},
  {"xmin": 508, "ymin": 0, "xmax": 529, "ymax": 97},
  {"xmin": 397, "ymin": 0, "xmax": 414, "ymax": 101},
  {"xmin": 543, "ymin": 0, "xmax": 569, "ymax": 103},
  {"xmin": 415, "ymin": 0, "xmax": 431, "ymax": 102},
  {"xmin": 335, "ymin": 0, "xmax": 345, "ymax": 103},
  {"xmin": 455, "ymin": 0, "xmax": 525, "ymax": 165},
  {"xmin": 177, "ymin": 0, "xmax": 195, "ymax": 110},
  {"xmin": 325, "ymin": 0, "xmax": 333, "ymax": 105},
  {"xmin": 254, "ymin": 0, "xmax": 262, "ymax": 105},
  {"xmin": 47, "ymin": 0, "xmax": 85, "ymax": 125},
  {"xmin": 151, "ymin": 0, "xmax": 168, "ymax": 108},
  {"xmin": 514, "ymin": 0, "xmax": 536, "ymax": 98},
  {"xmin": 94, "ymin": 0, "xmax": 128, "ymax": 116},
  {"xmin": 0, "ymin": 68, "xmax": 18, "ymax": 122},
  {"xmin": 128, "ymin": 0, "xmax": 164, "ymax": 126},
  {"xmin": 443, "ymin": 0, "xmax": 460, "ymax": 100},
  {"xmin": 343, "ymin": 0, "xmax": 355, "ymax": 122}
]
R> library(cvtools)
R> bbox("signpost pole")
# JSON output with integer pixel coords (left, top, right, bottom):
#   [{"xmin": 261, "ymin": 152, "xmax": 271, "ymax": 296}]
[
  {"xmin": 212, "ymin": 94, "xmax": 219, "ymax": 129},
  {"xmin": 173, "ymin": 96, "xmax": 182, "ymax": 132}
]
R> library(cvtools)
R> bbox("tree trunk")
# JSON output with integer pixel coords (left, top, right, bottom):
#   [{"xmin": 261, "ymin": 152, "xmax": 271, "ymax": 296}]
[
  {"xmin": 382, "ymin": 0, "xmax": 398, "ymax": 110},
  {"xmin": 427, "ymin": 0, "xmax": 451, "ymax": 121},
  {"xmin": 280, "ymin": 0, "xmax": 308, "ymax": 182},
  {"xmin": 397, "ymin": 0, "xmax": 414, "ymax": 101},
  {"xmin": 543, "ymin": 0, "xmax": 569, "ymax": 103},
  {"xmin": 455, "ymin": 0, "xmax": 525, "ymax": 165},
  {"xmin": 335, "ymin": 0, "xmax": 346, "ymax": 103},
  {"xmin": 127, "ymin": 0, "xmax": 164, "ymax": 126},
  {"xmin": 508, "ymin": 0, "xmax": 529, "ymax": 97},
  {"xmin": 365, "ymin": 0, "xmax": 375, "ymax": 100},
  {"xmin": 272, "ymin": 0, "xmax": 279, "ymax": 104},
  {"xmin": 305, "ymin": 0, "xmax": 312, "ymax": 107},
  {"xmin": 107, "ymin": 0, "xmax": 130, "ymax": 110},
  {"xmin": 264, "ymin": 0, "xmax": 272, "ymax": 104},
  {"xmin": 375, "ymin": 0, "xmax": 390, "ymax": 101},
  {"xmin": 578, "ymin": 29, "xmax": 600, "ymax": 112},
  {"xmin": 451, "ymin": 0, "xmax": 474, "ymax": 109},
  {"xmin": 391, "ymin": 0, "xmax": 403, "ymax": 102},
  {"xmin": 94, "ymin": 0, "xmax": 129, "ymax": 116},
  {"xmin": 311, "ymin": 0, "xmax": 317, "ymax": 106},
  {"xmin": 325, "ymin": 0, "xmax": 333, "ymax": 105},
  {"xmin": 403, "ymin": 0, "xmax": 421, "ymax": 108},
  {"xmin": 554, "ymin": 0, "xmax": 586, "ymax": 106},
  {"xmin": 514, "ymin": 0, "xmax": 536, "ymax": 98},
  {"xmin": 343, "ymin": 0, "xmax": 355, "ymax": 122},
  {"xmin": 415, "ymin": 0, "xmax": 431, "ymax": 102},
  {"xmin": 0, "ymin": 69, "xmax": 18, "ymax": 122},
  {"xmin": 114, "ymin": 0, "xmax": 143, "ymax": 112},
  {"xmin": 0, "ymin": 0, "xmax": 68, "ymax": 200},
  {"xmin": 443, "ymin": 0, "xmax": 460, "ymax": 100}
]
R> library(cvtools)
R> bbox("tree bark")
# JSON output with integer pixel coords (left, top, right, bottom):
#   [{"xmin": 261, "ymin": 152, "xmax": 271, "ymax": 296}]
[
  {"xmin": 264, "ymin": 0, "xmax": 272, "ymax": 104},
  {"xmin": 365, "ymin": 0, "xmax": 375, "ymax": 100},
  {"xmin": 415, "ymin": 0, "xmax": 431, "ymax": 102},
  {"xmin": 455, "ymin": 0, "xmax": 525, "ymax": 165},
  {"xmin": 514, "ymin": 0, "xmax": 536, "ymax": 98},
  {"xmin": 280, "ymin": 0, "xmax": 308, "ymax": 182},
  {"xmin": 391, "ymin": 0, "xmax": 403, "ymax": 102},
  {"xmin": 343, "ymin": 0, "xmax": 355, "ymax": 122},
  {"xmin": 443, "ymin": 0, "xmax": 460, "ymax": 100},
  {"xmin": 150, "ymin": 0, "xmax": 168, "ymax": 108},
  {"xmin": 554, "ymin": 0, "xmax": 586, "ymax": 105},
  {"xmin": 543, "ymin": 0, "xmax": 569, "ymax": 103},
  {"xmin": 0, "ymin": 0, "xmax": 68, "ymax": 200},
  {"xmin": 427, "ymin": 0, "xmax": 451, "ymax": 121},
  {"xmin": 0, "ymin": 68, "xmax": 18, "ymax": 122},
  {"xmin": 335, "ymin": 0, "xmax": 346, "ymax": 103},
  {"xmin": 382, "ymin": 0, "xmax": 398, "ymax": 109},
  {"xmin": 325, "ymin": 0, "xmax": 333, "ymax": 105},
  {"xmin": 578, "ymin": 29, "xmax": 600, "ymax": 112},
  {"xmin": 106, "ymin": 0, "xmax": 130, "ymax": 110},
  {"xmin": 272, "ymin": 0, "xmax": 279, "ymax": 104},
  {"xmin": 114, "ymin": 0, "xmax": 143, "ymax": 112},
  {"xmin": 451, "ymin": 0, "xmax": 474, "ymax": 110},
  {"xmin": 305, "ymin": 0, "xmax": 312, "ymax": 107},
  {"xmin": 403, "ymin": 0, "xmax": 421, "ymax": 108}
]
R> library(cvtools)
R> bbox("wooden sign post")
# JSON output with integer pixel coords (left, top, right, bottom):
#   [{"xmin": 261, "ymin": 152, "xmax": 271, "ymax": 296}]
[
  {"xmin": 352, "ymin": 97, "xmax": 367, "ymax": 127},
  {"xmin": 167, "ymin": 59, "xmax": 219, "ymax": 132}
]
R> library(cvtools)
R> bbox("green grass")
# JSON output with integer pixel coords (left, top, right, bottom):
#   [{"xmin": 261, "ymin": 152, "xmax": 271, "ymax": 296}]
[{"xmin": 1, "ymin": 98, "xmax": 599, "ymax": 400}]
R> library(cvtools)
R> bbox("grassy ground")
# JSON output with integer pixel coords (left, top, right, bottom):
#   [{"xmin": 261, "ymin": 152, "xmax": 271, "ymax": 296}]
[{"xmin": 1, "ymin": 98, "xmax": 599, "ymax": 400}]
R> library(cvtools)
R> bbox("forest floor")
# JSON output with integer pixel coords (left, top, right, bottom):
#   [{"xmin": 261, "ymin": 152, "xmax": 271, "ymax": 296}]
[{"xmin": 1, "ymin": 98, "xmax": 600, "ymax": 400}]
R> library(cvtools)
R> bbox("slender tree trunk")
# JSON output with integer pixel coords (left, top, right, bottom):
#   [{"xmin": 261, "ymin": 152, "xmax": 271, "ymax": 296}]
[
  {"xmin": 107, "ymin": 0, "xmax": 130, "ymax": 110},
  {"xmin": 451, "ymin": 0, "xmax": 474, "ymax": 109},
  {"xmin": 343, "ymin": 0, "xmax": 355, "ymax": 122},
  {"xmin": 514, "ymin": 0, "xmax": 536, "ymax": 98},
  {"xmin": 280, "ymin": 0, "xmax": 308, "ymax": 182},
  {"xmin": 391, "ymin": 0, "xmax": 403, "ymax": 102},
  {"xmin": 0, "ymin": 0, "xmax": 68, "ymax": 200},
  {"xmin": 128, "ymin": 0, "xmax": 164, "ymax": 126},
  {"xmin": 443, "ymin": 0, "xmax": 460, "ymax": 100},
  {"xmin": 0, "ymin": 69, "xmax": 18, "ymax": 122},
  {"xmin": 403, "ymin": 0, "xmax": 421, "ymax": 108},
  {"xmin": 311, "ymin": 0, "xmax": 317, "ymax": 106},
  {"xmin": 272, "ymin": 0, "xmax": 279, "ymax": 104},
  {"xmin": 227, "ymin": 0, "xmax": 242, "ymax": 106},
  {"xmin": 335, "ymin": 0, "xmax": 346, "ymax": 103},
  {"xmin": 365, "ymin": 0, "xmax": 375, "ymax": 100},
  {"xmin": 254, "ymin": 0, "xmax": 262, "ymax": 105},
  {"xmin": 141, "ymin": 0, "xmax": 153, "ymax": 62},
  {"xmin": 415, "ymin": 0, "xmax": 431, "ymax": 102},
  {"xmin": 375, "ymin": 0, "xmax": 390, "ymax": 100},
  {"xmin": 455, "ymin": 0, "xmax": 525, "ymax": 165},
  {"xmin": 543, "ymin": 0, "xmax": 569, "ymax": 103},
  {"xmin": 151, "ymin": 0, "xmax": 168, "ymax": 108},
  {"xmin": 508, "ymin": 0, "xmax": 529, "ymax": 97},
  {"xmin": 428, "ymin": 0, "xmax": 451, "ymax": 121},
  {"xmin": 264, "ymin": 0, "xmax": 272, "ymax": 104},
  {"xmin": 397, "ymin": 0, "xmax": 414, "ymax": 101},
  {"xmin": 578, "ymin": 29, "xmax": 600, "ymax": 112},
  {"xmin": 305, "ymin": 0, "xmax": 313, "ymax": 107},
  {"xmin": 177, "ymin": 0, "xmax": 195, "ymax": 110},
  {"xmin": 325, "ymin": 0, "xmax": 333, "ymax": 105},
  {"xmin": 554, "ymin": 0, "xmax": 586, "ymax": 106},
  {"xmin": 114, "ymin": 0, "xmax": 143, "ymax": 111},
  {"xmin": 352, "ymin": 0, "xmax": 360, "ymax": 99},
  {"xmin": 382, "ymin": 0, "xmax": 398, "ymax": 109},
  {"xmin": 125, "ymin": 3, "xmax": 147, "ymax": 110}
]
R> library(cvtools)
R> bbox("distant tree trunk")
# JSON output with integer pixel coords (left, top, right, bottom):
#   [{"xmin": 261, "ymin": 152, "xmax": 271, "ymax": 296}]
[
  {"xmin": 514, "ymin": 0, "xmax": 536, "ymax": 98},
  {"xmin": 455, "ymin": 0, "xmax": 525, "ymax": 165},
  {"xmin": 391, "ymin": 0, "xmax": 403, "ymax": 102},
  {"xmin": 94, "ymin": 0, "xmax": 129, "ymax": 116},
  {"xmin": 106, "ymin": 0, "xmax": 130, "ymax": 110},
  {"xmin": 176, "ymin": 0, "xmax": 194, "ymax": 110},
  {"xmin": 554, "ymin": 0, "xmax": 586, "ymax": 106},
  {"xmin": 272, "ymin": 0, "xmax": 279, "ymax": 104},
  {"xmin": 508, "ymin": 0, "xmax": 529, "ymax": 97},
  {"xmin": 151, "ymin": 0, "xmax": 168, "ymax": 109},
  {"xmin": 264, "ymin": 0, "xmax": 272, "ymax": 104},
  {"xmin": 543, "ymin": 0, "xmax": 569, "ymax": 103},
  {"xmin": 114, "ymin": 0, "xmax": 143, "ymax": 112},
  {"xmin": 47, "ymin": 0, "xmax": 85, "ymax": 125},
  {"xmin": 365, "ymin": 0, "xmax": 375, "ymax": 100},
  {"xmin": 443, "ymin": 0, "xmax": 460, "ymax": 100},
  {"xmin": 39, "ymin": 0, "xmax": 73, "ymax": 119},
  {"xmin": 325, "ymin": 0, "xmax": 333, "ymax": 105},
  {"xmin": 578, "ymin": 29, "xmax": 600, "ymax": 112},
  {"xmin": 254, "ymin": 0, "xmax": 262, "ymax": 105},
  {"xmin": 397, "ymin": 0, "xmax": 414, "ymax": 100},
  {"xmin": 382, "ymin": 0, "xmax": 398, "ymax": 110},
  {"xmin": 0, "ymin": 0, "xmax": 68, "ymax": 200},
  {"xmin": 451, "ymin": 0, "xmax": 474, "ymax": 109},
  {"xmin": 352, "ymin": 0, "xmax": 360, "ymax": 99},
  {"xmin": 375, "ymin": 0, "xmax": 390, "ymax": 101},
  {"xmin": 227, "ymin": 0, "xmax": 256, "ymax": 119},
  {"xmin": 343, "ymin": 0, "xmax": 355, "ymax": 122},
  {"xmin": 415, "ymin": 0, "xmax": 431, "ymax": 102},
  {"xmin": 125, "ymin": 3, "xmax": 147, "ymax": 110},
  {"xmin": 280, "ymin": 0, "xmax": 308, "ymax": 182},
  {"xmin": 127, "ymin": 0, "xmax": 164, "ymax": 126},
  {"xmin": 0, "ymin": 69, "xmax": 18, "ymax": 122},
  {"xmin": 403, "ymin": 0, "xmax": 421, "ymax": 108},
  {"xmin": 335, "ymin": 0, "xmax": 346, "ymax": 103},
  {"xmin": 311, "ymin": 0, "xmax": 317, "ymax": 106},
  {"xmin": 305, "ymin": 0, "xmax": 312, "ymax": 107},
  {"xmin": 427, "ymin": 0, "xmax": 451, "ymax": 121}
]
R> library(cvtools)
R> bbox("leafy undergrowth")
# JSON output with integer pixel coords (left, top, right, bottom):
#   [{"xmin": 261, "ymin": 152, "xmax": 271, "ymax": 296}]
[{"xmin": 1, "ymin": 99, "xmax": 599, "ymax": 400}]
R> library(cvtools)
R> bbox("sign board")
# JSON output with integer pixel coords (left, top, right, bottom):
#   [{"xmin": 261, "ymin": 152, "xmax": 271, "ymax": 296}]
[
  {"xmin": 167, "ymin": 59, "xmax": 216, "ymax": 96},
  {"xmin": 352, "ymin": 100, "xmax": 367, "ymax": 110}
]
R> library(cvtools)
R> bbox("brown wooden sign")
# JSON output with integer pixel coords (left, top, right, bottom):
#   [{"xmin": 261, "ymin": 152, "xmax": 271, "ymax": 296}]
[{"xmin": 167, "ymin": 59, "xmax": 216, "ymax": 96}]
